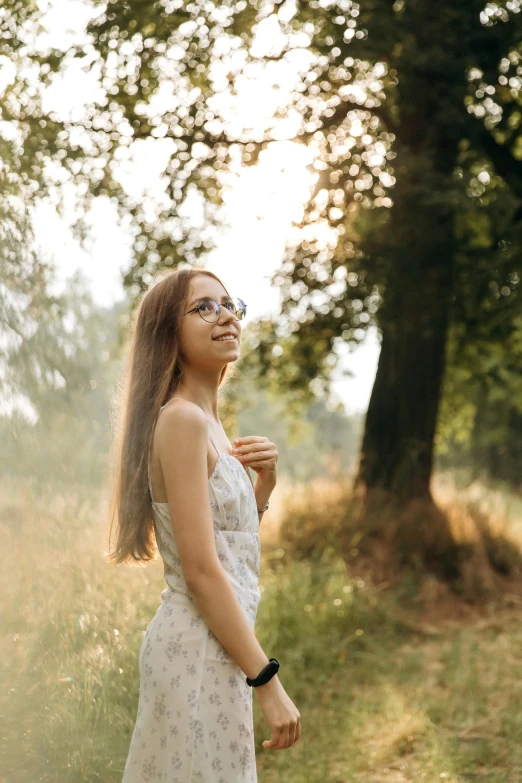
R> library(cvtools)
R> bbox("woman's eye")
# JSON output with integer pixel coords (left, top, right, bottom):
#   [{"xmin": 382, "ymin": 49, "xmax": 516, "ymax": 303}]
[
  {"xmin": 224, "ymin": 301, "xmax": 235, "ymax": 312},
  {"xmin": 198, "ymin": 301, "xmax": 213, "ymax": 312}
]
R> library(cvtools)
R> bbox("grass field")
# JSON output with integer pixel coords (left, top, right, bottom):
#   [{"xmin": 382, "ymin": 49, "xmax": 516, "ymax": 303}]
[{"xmin": 2, "ymin": 473, "xmax": 522, "ymax": 782}]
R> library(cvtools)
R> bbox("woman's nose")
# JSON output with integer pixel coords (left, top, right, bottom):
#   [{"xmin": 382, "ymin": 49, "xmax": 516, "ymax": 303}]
[{"xmin": 219, "ymin": 306, "xmax": 236, "ymax": 324}]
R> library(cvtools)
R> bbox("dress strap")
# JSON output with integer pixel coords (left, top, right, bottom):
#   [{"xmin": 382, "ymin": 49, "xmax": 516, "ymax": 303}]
[{"xmin": 207, "ymin": 429, "xmax": 221, "ymax": 459}]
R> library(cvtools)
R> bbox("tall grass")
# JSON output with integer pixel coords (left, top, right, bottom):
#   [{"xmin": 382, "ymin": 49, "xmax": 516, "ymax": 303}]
[
  {"xmin": 1, "ymin": 478, "xmax": 153, "ymax": 781},
  {"xmin": 3, "ymin": 473, "xmax": 522, "ymax": 782}
]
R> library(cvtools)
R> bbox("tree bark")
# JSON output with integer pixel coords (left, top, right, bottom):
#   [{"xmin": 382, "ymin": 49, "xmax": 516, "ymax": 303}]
[
  {"xmin": 354, "ymin": 0, "xmax": 464, "ymax": 506},
  {"xmin": 356, "ymin": 249, "xmax": 454, "ymax": 500}
]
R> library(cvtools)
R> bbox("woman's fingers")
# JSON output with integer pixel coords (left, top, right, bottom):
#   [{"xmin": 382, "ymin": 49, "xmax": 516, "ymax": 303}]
[
  {"xmin": 263, "ymin": 721, "xmax": 300, "ymax": 750},
  {"xmin": 279, "ymin": 724, "xmax": 290, "ymax": 749},
  {"xmin": 238, "ymin": 452, "xmax": 275, "ymax": 465},
  {"xmin": 262, "ymin": 727, "xmax": 281, "ymax": 749}
]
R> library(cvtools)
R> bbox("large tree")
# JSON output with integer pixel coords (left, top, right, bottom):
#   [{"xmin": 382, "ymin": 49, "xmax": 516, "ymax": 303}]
[
  {"xmin": 58, "ymin": 1, "xmax": 520, "ymax": 478},
  {"xmin": 5, "ymin": 0, "xmax": 522, "ymax": 579},
  {"xmin": 259, "ymin": 0, "xmax": 522, "ymax": 502}
]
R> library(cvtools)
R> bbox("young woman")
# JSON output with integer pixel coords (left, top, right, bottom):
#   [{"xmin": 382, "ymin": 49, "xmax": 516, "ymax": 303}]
[{"xmin": 108, "ymin": 267, "xmax": 301, "ymax": 782}]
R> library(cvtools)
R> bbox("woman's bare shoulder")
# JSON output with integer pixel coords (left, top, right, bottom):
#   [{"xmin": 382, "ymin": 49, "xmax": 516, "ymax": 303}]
[{"xmin": 155, "ymin": 398, "xmax": 208, "ymax": 445}]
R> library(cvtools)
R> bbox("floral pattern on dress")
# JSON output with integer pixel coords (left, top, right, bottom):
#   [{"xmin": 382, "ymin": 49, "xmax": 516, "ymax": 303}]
[{"xmin": 122, "ymin": 449, "xmax": 261, "ymax": 782}]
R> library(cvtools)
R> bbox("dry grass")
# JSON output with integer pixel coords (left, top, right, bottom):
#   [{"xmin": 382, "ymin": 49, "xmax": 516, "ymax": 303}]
[
  {"xmin": 266, "ymin": 468, "xmax": 522, "ymax": 604},
  {"xmin": 2, "ymin": 471, "xmax": 522, "ymax": 782}
]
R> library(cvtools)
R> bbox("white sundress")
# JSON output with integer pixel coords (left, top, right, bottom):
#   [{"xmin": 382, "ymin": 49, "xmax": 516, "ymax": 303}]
[{"xmin": 122, "ymin": 398, "xmax": 262, "ymax": 783}]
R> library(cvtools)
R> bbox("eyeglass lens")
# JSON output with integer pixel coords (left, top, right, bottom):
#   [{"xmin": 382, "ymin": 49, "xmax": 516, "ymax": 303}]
[{"xmin": 198, "ymin": 298, "xmax": 246, "ymax": 322}]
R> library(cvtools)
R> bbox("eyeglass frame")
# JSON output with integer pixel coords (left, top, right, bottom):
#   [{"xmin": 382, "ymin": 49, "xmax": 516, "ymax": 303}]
[{"xmin": 183, "ymin": 297, "xmax": 247, "ymax": 323}]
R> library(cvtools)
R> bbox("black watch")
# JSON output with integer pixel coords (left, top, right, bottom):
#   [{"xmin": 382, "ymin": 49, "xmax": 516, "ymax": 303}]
[{"xmin": 246, "ymin": 657, "xmax": 280, "ymax": 687}]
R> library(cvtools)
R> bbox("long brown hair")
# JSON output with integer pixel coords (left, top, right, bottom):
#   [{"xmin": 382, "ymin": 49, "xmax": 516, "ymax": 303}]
[{"xmin": 107, "ymin": 267, "xmax": 234, "ymax": 564}]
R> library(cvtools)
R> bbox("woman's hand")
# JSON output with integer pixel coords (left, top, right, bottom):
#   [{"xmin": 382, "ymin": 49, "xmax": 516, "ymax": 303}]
[
  {"xmin": 255, "ymin": 676, "xmax": 301, "ymax": 750},
  {"xmin": 230, "ymin": 436, "xmax": 278, "ymax": 484}
]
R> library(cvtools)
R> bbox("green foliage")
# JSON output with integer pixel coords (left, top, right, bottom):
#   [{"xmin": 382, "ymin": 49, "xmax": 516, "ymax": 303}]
[
  {"xmin": 3, "ymin": 0, "xmax": 522, "ymax": 493},
  {"xmin": 234, "ymin": 374, "xmax": 365, "ymax": 482},
  {"xmin": 44, "ymin": 0, "xmax": 521, "ymax": 488},
  {"xmin": 437, "ymin": 249, "xmax": 522, "ymax": 481},
  {"xmin": 0, "ymin": 271, "xmax": 127, "ymax": 488}
]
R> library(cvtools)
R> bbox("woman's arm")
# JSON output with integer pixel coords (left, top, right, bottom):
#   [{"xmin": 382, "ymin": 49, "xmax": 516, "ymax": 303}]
[
  {"xmin": 254, "ymin": 474, "xmax": 276, "ymax": 521},
  {"xmin": 186, "ymin": 569, "xmax": 272, "ymax": 680},
  {"xmin": 156, "ymin": 401, "xmax": 275, "ymax": 683}
]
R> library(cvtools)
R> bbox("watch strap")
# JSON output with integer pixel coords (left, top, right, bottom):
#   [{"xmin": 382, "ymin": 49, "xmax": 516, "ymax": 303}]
[{"xmin": 246, "ymin": 657, "xmax": 280, "ymax": 687}]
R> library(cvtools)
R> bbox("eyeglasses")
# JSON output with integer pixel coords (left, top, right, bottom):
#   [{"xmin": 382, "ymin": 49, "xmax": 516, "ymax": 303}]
[{"xmin": 184, "ymin": 297, "xmax": 247, "ymax": 323}]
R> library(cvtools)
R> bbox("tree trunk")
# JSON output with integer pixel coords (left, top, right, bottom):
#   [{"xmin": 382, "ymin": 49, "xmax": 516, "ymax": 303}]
[
  {"xmin": 352, "ymin": 123, "xmax": 461, "ymax": 573},
  {"xmin": 355, "ymin": 0, "xmax": 463, "ymax": 505},
  {"xmin": 356, "ymin": 260, "xmax": 453, "ymax": 500}
]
